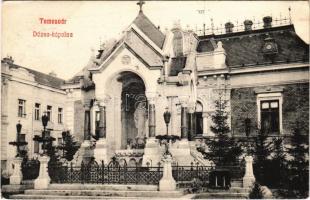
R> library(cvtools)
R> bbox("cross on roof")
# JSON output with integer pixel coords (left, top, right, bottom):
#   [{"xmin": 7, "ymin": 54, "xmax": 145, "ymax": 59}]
[{"xmin": 137, "ymin": 0, "xmax": 145, "ymax": 13}]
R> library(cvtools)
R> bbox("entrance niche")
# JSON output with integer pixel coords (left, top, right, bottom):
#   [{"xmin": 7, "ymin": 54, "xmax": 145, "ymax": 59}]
[{"xmin": 118, "ymin": 72, "xmax": 148, "ymax": 149}]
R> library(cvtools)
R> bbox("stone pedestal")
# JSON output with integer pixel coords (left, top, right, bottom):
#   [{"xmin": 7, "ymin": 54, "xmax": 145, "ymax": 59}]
[
  {"xmin": 94, "ymin": 138, "xmax": 108, "ymax": 163},
  {"xmin": 75, "ymin": 140, "xmax": 94, "ymax": 165},
  {"xmin": 170, "ymin": 139, "xmax": 193, "ymax": 165},
  {"xmin": 34, "ymin": 156, "xmax": 50, "ymax": 189},
  {"xmin": 243, "ymin": 155, "xmax": 255, "ymax": 188},
  {"xmin": 10, "ymin": 157, "xmax": 23, "ymax": 185},
  {"xmin": 142, "ymin": 138, "xmax": 161, "ymax": 167},
  {"xmin": 159, "ymin": 154, "xmax": 176, "ymax": 191}
]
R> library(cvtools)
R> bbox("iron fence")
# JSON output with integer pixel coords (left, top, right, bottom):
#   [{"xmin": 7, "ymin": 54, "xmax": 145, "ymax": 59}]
[
  {"xmin": 49, "ymin": 159, "xmax": 163, "ymax": 185},
  {"xmin": 48, "ymin": 158, "xmax": 244, "ymax": 186}
]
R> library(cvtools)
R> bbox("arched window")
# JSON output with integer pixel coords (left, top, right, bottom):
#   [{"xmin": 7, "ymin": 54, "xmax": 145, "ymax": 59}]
[{"xmin": 172, "ymin": 31, "xmax": 183, "ymax": 57}]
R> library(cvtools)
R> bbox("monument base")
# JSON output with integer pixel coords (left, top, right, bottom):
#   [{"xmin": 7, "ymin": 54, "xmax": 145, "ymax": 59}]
[
  {"xmin": 159, "ymin": 155, "xmax": 176, "ymax": 191},
  {"xmin": 243, "ymin": 176, "xmax": 255, "ymax": 188},
  {"xmin": 94, "ymin": 138, "xmax": 109, "ymax": 163},
  {"xmin": 9, "ymin": 158, "xmax": 23, "ymax": 185},
  {"xmin": 74, "ymin": 140, "xmax": 94, "ymax": 165},
  {"xmin": 34, "ymin": 156, "xmax": 50, "ymax": 189},
  {"xmin": 142, "ymin": 138, "xmax": 161, "ymax": 167},
  {"xmin": 170, "ymin": 139, "xmax": 193, "ymax": 165}
]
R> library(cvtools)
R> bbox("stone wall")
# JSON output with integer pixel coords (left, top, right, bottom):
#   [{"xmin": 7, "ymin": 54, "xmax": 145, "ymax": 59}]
[{"xmin": 231, "ymin": 82, "xmax": 309, "ymax": 136}]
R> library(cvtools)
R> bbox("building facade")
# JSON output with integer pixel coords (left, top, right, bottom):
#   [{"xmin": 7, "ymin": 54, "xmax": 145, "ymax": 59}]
[
  {"xmin": 1, "ymin": 9, "xmax": 309, "ymax": 172},
  {"xmin": 1, "ymin": 57, "xmax": 67, "ymax": 172}
]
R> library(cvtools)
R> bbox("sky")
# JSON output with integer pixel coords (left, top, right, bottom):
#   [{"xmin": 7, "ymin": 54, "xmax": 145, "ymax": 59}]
[{"xmin": 2, "ymin": 1, "xmax": 309, "ymax": 80}]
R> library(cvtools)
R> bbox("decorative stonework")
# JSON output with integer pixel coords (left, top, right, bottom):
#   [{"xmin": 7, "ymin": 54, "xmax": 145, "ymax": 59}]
[
  {"xmin": 34, "ymin": 156, "xmax": 51, "ymax": 189},
  {"xmin": 121, "ymin": 55, "xmax": 131, "ymax": 65},
  {"xmin": 9, "ymin": 157, "xmax": 23, "ymax": 185}
]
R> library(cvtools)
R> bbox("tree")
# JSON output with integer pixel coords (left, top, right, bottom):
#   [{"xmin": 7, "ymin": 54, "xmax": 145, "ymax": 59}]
[
  {"xmin": 57, "ymin": 131, "xmax": 80, "ymax": 161},
  {"xmin": 249, "ymin": 182, "xmax": 264, "ymax": 199},
  {"xmin": 252, "ymin": 129, "xmax": 273, "ymax": 185},
  {"xmin": 269, "ymin": 137, "xmax": 288, "ymax": 188},
  {"xmin": 286, "ymin": 123, "xmax": 309, "ymax": 198},
  {"xmin": 202, "ymin": 96, "xmax": 243, "ymax": 166}
]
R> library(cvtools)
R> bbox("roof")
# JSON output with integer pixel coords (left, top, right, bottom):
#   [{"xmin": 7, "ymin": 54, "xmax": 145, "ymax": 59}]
[
  {"xmin": 2, "ymin": 60, "xmax": 65, "ymax": 89},
  {"xmin": 197, "ymin": 25, "xmax": 309, "ymax": 67},
  {"xmin": 133, "ymin": 12, "xmax": 166, "ymax": 49}
]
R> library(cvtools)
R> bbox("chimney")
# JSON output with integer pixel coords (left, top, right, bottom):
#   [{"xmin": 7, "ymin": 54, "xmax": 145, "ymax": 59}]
[
  {"xmin": 244, "ymin": 20, "xmax": 253, "ymax": 31},
  {"xmin": 3, "ymin": 56, "xmax": 14, "ymax": 65},
  {"xmin": 225, "ymin": 22, "xmax": 234, "ymax": 33},
  {"xmin": 263, "ymin": 16, "xmax": 272, "ymax": 28}
]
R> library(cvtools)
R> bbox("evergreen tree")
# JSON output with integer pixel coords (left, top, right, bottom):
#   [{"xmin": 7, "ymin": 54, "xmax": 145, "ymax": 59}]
[
  {"xmin": 270, "ymin": 137, "xmax": 288, "ymax": 188},
  {"xmin": 249, "ymin": 182, "xmax": 264, "ymax": 199},
  {"xmin": 252, "ymin": 129, "xmax": 273, "ymax": 185},
  {"xmin": 202, "ymin": 96, "xmax": 243, "ymax": 166},
  {"xmin": 286, "ymin": 123, "xmax": 309, "ymax": 198},
  {"xmin": 57, "ymin": 131, "xmax": 80, "ymax": 161}
]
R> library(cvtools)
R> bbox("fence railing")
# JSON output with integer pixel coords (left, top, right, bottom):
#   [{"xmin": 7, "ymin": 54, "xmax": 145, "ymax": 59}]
[
  {"xmin": 48, "ymin": 159, "xmax": 244, "ymax": 187},
  {"xmin": 49, "ymin": 160, "xmax": 163, "ymax": 185}
]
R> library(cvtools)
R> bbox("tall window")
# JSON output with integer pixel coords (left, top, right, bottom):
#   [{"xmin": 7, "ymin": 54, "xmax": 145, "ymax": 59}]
[
  {"xmin": 260, "ymin": 100, "xmax": 279, "ymax": 134},
  {"xmin": 47, "ymin": 105, "xmax": 52, "ymax": 121},
  {"xmin": 95, "ymin": 111, "xmax": 100, "ymax": 137},
  {"xmin": 34, "ymin": 103, "xmax": 40, "ymax": 120},
  {"xmin": 172, "ymin": 31, "xmax": 183, "ymax": 57},
  {"xmin": 58, "ymin": 108, "xmax": 63, "ymax": 124},
  {"xmin": 18, "ymin": 99, "xmax": 26, "ymax": 117},
  {"xmin": 34, "ymin": 140, "xmax": 39, "ymax": 153}
]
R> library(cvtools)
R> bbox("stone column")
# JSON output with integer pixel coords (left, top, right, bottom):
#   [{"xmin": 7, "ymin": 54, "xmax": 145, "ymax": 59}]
[
  {"xmin": 9, "ymin": 157, "xmax": 23, "ymax": 185},
  {"xmin": 94, "ymin": 98, "xmax": 109, "ymax": 163},
  {"xmin": 98, "ymin": 105, "xmax": 106, "ymax": 138},
  {"xmin": 181, "ymin": 106, "xmax": 188, "ymax": 139},
  {"xmin": 142, "ymin": 92, "xmax": 160, "ymax": 166},
  {"xmin": 188, "ymin": 106, "xmax": 195, "ymax": 140},
  {"xmin": 34, "ymin": 155, "xmax": 50, "ymax": 189},
  {"xmin": 159, "ymin": 154, "xmax": 176, "ymax": 191},
  {"xmin": 75, "ymin": 102, "xmax": 94, "ymax": 165},
  {"xmin": 243, "ymin": 155, "xmax": 255, "ymax": 188},
  {"xmin": 202, "ymin": 112, "xmax": 209, "ymax": 136},
  {"xmin": 170, "ymin": 96, "xmax": 192, "ymax": 165},
  {"xmin": 148, "ymin": 104, "xmax": 156, "ymax": 138},
  {"xmin": 82, "ymin": 103, "xmax": 91, "ymax": 147}
]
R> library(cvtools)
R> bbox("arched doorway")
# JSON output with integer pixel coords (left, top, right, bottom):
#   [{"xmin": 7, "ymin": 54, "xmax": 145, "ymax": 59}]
[{"xmin": 118, "ymin": 72, "xmax": 148, "ymax": 149}]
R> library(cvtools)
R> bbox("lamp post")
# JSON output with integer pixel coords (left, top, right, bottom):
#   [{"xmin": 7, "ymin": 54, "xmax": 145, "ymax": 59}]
[
  {"xmin": 33, "ymin": 112, "xmax": 55, "ymax": 155},
  {"xmin": 156, "ymin": 108, "xmax": 180, "ymax": 156},
  {"xmin": 9, "ymin": 121, "xmax": 28, "ymax": 157},
  {"xmin": 9, "ymin": 121, "xmax": 28, "ymax": 184}
]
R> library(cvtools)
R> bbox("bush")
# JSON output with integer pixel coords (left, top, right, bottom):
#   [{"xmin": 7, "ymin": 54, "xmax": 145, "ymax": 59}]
[
  {"xmin": 249, "ymin": 183, "xmax": 264, "ymax": 199},
  {"xmin": 21, "ymin": 158, "xmax": 40, "ymax": 180}
]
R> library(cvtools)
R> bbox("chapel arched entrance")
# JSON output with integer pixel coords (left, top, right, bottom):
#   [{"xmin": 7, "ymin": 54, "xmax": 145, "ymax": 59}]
[{"xmin": 119, "ymin": 72, "xmax": 148, "ymax": 149}]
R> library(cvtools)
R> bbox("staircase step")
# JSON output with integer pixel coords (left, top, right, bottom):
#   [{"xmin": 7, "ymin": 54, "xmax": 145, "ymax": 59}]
[
  {"xmin": 48, "ymin": 183, "xmax": 158, "ymax": 191},
  {"xmin": 193, "ymin": 192, "xmax": 249, "ymax": 199},
  {"xmin": 23, "ymin": 189, "xmax": 184, "ymax": 198},
  {"xmin": 10, "ymin": 194, "xmax": 180, "ymax": 199}
]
